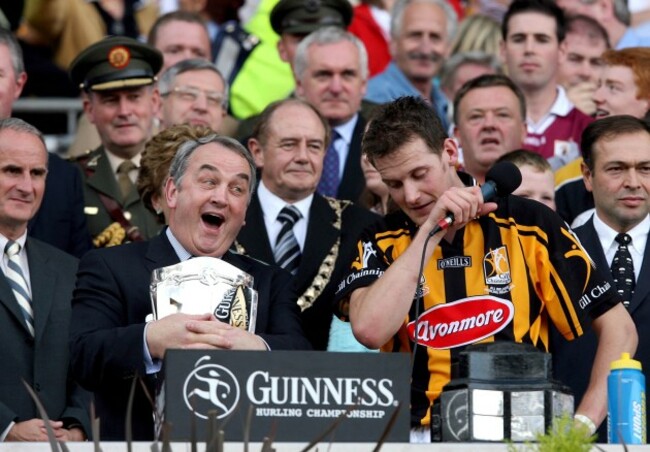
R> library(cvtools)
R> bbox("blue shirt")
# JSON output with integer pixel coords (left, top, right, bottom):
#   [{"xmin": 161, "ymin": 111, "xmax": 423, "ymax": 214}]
[
  {"xmin": 617, "ymin": 25, "xmax": 650, "ymax": 49},
  {"xmin": 365, "ymin": 62, "xmax": 450, "ymax": 131}
]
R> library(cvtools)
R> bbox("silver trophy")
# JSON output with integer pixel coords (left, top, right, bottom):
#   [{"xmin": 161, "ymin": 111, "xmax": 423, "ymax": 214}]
[{"xmin": 150, "ymin": 257, "xmax": 258, "ymax": 333}]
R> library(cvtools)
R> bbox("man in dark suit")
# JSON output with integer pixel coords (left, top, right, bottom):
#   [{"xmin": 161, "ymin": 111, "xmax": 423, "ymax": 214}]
[
  {"xmin": 551, "ymin": 115, "xmax": 650, "ymax": 440},
  {"xmin": 239, "ymin": 99, "xmax": 380, "ymax": 350},
  {"xmin": 69, "ymin": 132, "xmax": 311, "ymax": 441},
  {"xmin": 294, "ymin": 27, "xmax": 372, "ymax": 202},
  {"xmin": 68, "ymin": 37, "xmax": 163, "ymax": 243},
  {"xmin": 0, "ymin": 118, "xmax": 89, "ymax": 441},
  {"xmin": 0, "ymin": 28, "xmax": 91, "ymax": 258}
]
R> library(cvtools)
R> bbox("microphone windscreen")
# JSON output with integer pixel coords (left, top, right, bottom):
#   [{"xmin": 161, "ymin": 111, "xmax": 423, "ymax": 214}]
[{"xmin": 485, "ymin": 161, "xmax": 522, "ymax": 197}]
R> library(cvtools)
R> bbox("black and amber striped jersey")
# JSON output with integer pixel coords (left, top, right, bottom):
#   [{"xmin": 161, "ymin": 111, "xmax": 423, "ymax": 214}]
[{"xmin": 335, "ymin": 194, "xmax": 621, "ymax": 428}]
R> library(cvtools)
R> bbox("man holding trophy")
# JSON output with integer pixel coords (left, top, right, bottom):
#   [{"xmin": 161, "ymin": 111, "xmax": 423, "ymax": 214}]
[{"xmin": 69, "ymin": 133, "xmax": 311, "ymax": 441}]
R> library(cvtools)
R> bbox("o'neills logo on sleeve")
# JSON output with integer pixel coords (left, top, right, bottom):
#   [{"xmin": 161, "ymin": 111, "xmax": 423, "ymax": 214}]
[{"xmin": 407, "ymin": 296, "xmax": 514, "ymax": 349}]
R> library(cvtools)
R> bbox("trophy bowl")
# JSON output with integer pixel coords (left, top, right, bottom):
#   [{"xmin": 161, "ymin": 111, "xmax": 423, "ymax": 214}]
[{"xmin": 150, "ymin": 257, "xmax": 258, "ymax": 333}]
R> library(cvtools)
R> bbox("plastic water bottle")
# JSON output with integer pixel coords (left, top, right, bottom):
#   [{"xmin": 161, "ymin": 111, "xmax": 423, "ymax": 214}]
[{"xmin": 608, "ymin": 352, "xmax": 646, "ymax": 444}]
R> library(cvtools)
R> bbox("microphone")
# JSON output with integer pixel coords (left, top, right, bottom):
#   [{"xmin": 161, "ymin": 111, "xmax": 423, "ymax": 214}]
[{"xmin": 429, "ymin": 161, "xmax": 522, "ymax": 236}]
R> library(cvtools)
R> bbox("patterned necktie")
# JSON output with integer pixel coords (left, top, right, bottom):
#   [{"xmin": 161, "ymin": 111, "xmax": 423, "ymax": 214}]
[
  {"xmin": 117, "ymin": 160, "xmax": 136, "ymax": 202},
  {"xmin": 274, "ymin": 205, "xmax": 302, "ymax": 274},
  {"xmin": 317, "ymin": 131, "xmax": 340, "ymax": 197},
  {"xmin": 611, "ymin": 233, "xmax": 635, "ymax": 308},
  {"xmin": 4, "ymin": 241, "xmax": 34, "ymax": 337}
]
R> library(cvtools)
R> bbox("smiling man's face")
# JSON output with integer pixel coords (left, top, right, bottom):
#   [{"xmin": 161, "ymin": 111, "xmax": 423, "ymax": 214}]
[
  {"xmin": 165, "ymin": 142, "xmax": 251, "ymax": 257},
  {"xmin": 250, "ymin": 102, "xmax": 326, "ymax": 203}
]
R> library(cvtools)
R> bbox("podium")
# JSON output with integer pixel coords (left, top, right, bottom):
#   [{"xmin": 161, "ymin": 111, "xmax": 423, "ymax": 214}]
[{"xmin": 158, "ymin": 350, "xmax": 410, "ymax": 442}]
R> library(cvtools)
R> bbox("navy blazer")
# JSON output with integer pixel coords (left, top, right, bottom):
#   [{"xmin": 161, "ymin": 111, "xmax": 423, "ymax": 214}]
[
  {"xmin": 551, "ymin": 217, "xmax": 650, "ymax": 441},
  {"xmin": 28, "ymin": 153, "xmax": 92, "ymax": 258},
  {"xmin": 0, "ymin": 237, "xmax": 90, "ymax": 436},
  {"xmin": 237, "ymin": 193, "xmax": 381, "ymax": 349},
  {"xmin": 69, "ymin": 231, "xmax": 311, "ymax": 441}
]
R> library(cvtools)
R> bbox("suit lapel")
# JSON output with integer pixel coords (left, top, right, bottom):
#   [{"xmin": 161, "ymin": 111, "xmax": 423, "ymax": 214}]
[
  {"xmin": 238, "ymin": 194, "xmax": 275, "ymax": 263},
  {"xmin": 86, "ymin": 147, "xmax": 123, "ymax": 203},
  {"xmin": 296, "ymin": 195, "xmax": 338, "ymax": 290},
  {"xmin": 145, "ymin": 231, "xmax": 183, "ymax": 273},
  {"xmin": 577, "ymin": 219, "xmax": 611, "ymax": 278},
  {"xmin": 26, "ymin": 239, "xmax": 55, "ymax": 342},
  {"xmin": 578, "ymin": 219, "xmax": 647, "ymax": 314},
  {"xmin": 222, "ymin": 250, "xmax": 254, "ymax": 276}
]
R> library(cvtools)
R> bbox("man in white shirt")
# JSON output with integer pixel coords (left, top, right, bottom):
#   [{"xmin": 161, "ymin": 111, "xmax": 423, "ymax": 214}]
[
  {"xmin": 501, "ymin": 0, "xmax": 593, "ymax": 169},
  {"xmin": 0, "ymin": 118, "xmax": 89, "ymax": 442},
  {"xmin": 238, "ymin": 98, "xmax": 380, "ymax": 349},
  {"xmin": 294, "ymin": 26, "xmax": 371, "ymax": 202},
  {"xmin": 551, "ymin": 115, "xmax": 650, "ymax": 442}
]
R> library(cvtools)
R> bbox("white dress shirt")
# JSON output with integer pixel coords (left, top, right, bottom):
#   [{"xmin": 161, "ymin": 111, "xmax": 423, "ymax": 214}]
[{"xmin": 593, "ymin": 213, "xmax": 649, "ymax": 282}]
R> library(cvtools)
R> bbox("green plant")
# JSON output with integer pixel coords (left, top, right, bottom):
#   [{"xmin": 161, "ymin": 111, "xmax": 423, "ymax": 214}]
[{"xmin": 507, "ymin": 414, "xmax": 598, "ymax": 452}]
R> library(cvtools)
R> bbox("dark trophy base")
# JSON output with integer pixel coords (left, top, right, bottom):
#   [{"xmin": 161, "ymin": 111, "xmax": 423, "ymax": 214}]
[{"xmin": 431, "ymin": 342, "xmax": 573, "ymax": 442}]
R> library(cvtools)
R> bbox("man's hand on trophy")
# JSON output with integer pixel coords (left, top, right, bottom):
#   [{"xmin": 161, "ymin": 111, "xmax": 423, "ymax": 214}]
[
  {"xmin": 185, "ymin": 316, "xmax": 267, "ymax": 351},
  {"xmin": 146, "ymin": 312, "xmax": 215, "ymax": 359}
]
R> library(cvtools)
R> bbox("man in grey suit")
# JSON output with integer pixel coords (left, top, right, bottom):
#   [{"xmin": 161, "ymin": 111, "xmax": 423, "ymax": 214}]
[
  {"xmin": 551, "ymin": 115, "xmax": 650, "ymax": 440},
  {"xmin": 0, "ymin": 118, "xmax": 89, "ymax": 441}
]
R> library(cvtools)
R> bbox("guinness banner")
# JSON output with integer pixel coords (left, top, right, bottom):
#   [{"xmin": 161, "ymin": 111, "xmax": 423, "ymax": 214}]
[{"xmin": 158, "ymin": 350, "xmax": 410, "ymax": 442}]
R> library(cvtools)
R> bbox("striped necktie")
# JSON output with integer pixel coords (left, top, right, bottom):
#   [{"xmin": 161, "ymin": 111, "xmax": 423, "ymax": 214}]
[
  {"xmin": 4, "ymin": 241, "xmax": 34, "ymax": 337},
  {"xmin": 273, "ymin": 205, "xmax": 302, "ymax": 274},
  {"xmin": 611, "ymin": 233, "xmax": 635, "ymax": 308}
]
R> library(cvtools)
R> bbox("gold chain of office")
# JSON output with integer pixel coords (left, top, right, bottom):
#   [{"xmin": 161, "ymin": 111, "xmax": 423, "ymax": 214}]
[{"xmin": 234, "ymin": 197, "xmax": 348, "ymax": 312}]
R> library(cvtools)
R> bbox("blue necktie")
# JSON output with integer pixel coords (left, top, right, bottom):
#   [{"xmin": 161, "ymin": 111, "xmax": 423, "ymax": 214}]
[
  {"xmin": 317, "ymin": 131, "xmax": 340, "ymax": 197},
  {"xmin": 4, "ymin": 241, "xmax": 34, "ymax": 336},
  {"xmin": 274, "ymin": 206, "xmax": 302, "ymax": 274}
]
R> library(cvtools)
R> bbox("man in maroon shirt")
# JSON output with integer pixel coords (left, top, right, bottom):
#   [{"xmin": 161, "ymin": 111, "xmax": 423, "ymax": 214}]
[{"xmin": 501, "ymin": 0, "xmax": 593, "ymax": 170}]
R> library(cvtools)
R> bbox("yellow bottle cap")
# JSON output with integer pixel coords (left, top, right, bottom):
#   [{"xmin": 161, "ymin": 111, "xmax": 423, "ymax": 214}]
[{"xmin": 611, "ymin": 352, "xmax": 642, "ymax": 371}]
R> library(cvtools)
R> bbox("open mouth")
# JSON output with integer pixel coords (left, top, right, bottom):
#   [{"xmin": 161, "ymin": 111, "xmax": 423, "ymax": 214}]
[
  {"xmin": 481, "ymin": 138, "xmax": 500, "ymax": 146},
  {"xmin": 594, "ymin": 109, "xmax": 609, "ymax": 118},
  {"xmin": 201, "ymin": 212, "xmax": 225, "ymax": 228}
]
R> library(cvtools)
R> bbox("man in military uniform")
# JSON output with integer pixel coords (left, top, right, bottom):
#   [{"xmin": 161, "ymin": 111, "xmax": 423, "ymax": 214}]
[{"xmin": 69, "ymin": 37, "xmax": 163, "ymax": 243}]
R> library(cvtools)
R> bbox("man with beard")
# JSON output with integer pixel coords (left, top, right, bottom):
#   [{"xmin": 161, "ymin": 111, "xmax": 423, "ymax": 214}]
[{"xmin": 364, "ymin": 0, "xmax": 457, "ymax": 131}]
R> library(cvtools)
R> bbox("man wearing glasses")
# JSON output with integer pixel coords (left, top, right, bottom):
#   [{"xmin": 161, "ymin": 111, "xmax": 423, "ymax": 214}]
[{"xmin": 158, "ymin": 59, "xmax": 228, "ymax": 133}]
